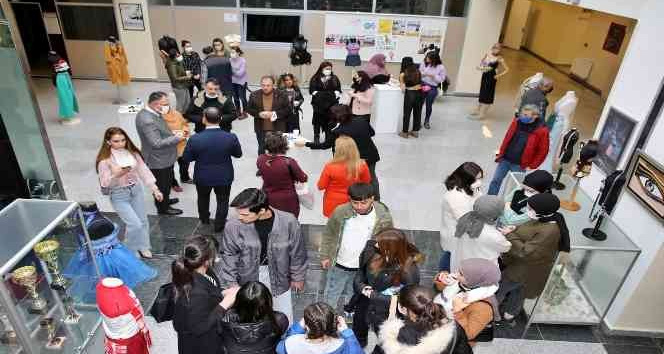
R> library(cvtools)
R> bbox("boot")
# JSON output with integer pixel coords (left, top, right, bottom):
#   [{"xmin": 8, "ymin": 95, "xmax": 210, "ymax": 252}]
[{"xmin": 314, "ymin": 134, "xmax": 320, "ymax": 145}]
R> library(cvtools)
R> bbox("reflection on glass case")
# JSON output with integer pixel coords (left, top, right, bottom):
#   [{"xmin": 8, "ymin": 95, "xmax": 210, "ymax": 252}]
[
  {"xmin": 0, "ymin": 199, "xmax": 102, "ymax": 353},
  {"xmin": 503, "ymin": 173, "xmax": 641, "ymax": 336}
]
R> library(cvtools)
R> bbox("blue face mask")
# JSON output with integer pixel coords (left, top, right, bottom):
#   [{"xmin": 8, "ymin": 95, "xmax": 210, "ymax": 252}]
[{"xmin": 518, "ymin": 115, "xmax": 535, "ymax": 124}]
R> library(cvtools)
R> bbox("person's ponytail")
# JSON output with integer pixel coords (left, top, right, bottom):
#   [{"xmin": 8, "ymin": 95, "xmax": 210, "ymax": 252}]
[
  {"xmin": 171, "ymin": 235, "xmax": 216, "ymax": 300},
  {"xmin": 400, "ymin": 285, "xmax": 449, "ymax": 333},
  {"xmin": 172, "ymin": 258, "xmax": 194, "ymax": 299}
]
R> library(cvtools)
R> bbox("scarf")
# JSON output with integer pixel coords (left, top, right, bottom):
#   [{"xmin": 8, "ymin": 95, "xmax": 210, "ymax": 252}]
[
  {"xmin": 459, "ymin": 258, "xmax": 501, "ymax": 321},
  {"xmin": 527, "ymin": 194, "xmax": 570, "ymax": 252},
  {"xmin": 455, "ymin": 195, "xmax": 503, "ymax": 239}
]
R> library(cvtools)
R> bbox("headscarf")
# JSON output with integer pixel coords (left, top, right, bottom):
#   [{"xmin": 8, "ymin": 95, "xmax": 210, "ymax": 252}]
[
  {"xmin": 362, "ymin": 53, "xmax": 388, "ymax": 78},
  {"xmin": 455, "ymin": 196, "xmax": 503, "ymax": 239},
  {"xmin": 527, "ymin": 193, "xmax": 570, "ymax": 252},
  {"xmin": 459, "ymin": 258, "xmax": 501, "ymax": 321},
  {"xmin": 510, "ymin": 170, "xmax": 554, "ymax": 213}
]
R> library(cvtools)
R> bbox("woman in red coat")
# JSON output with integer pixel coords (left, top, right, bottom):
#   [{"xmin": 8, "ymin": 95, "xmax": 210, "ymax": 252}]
[
  {"xmin": 317, "ymin": 136, "xmax": 371, "ymax": 217},
  {"xmin": 257, "ymin": 132, "xmax": 308, "ymax": 217}
]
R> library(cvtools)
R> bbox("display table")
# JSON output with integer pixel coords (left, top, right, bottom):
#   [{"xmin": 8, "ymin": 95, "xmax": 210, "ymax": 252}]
[
  {"xmin": 117, "ymin": 105, "xmax": 141, "ymax": 149},
  {"xmin": 371, "ymin": 84, "xmax": 403, "ymax": 134},
  {"xmin": 503, "ymin": 173, "xmax": 640, "ymax": 333}
]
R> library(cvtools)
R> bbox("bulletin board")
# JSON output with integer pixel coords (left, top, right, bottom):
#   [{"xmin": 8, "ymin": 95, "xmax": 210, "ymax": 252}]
[{"xmin": 323, "ymin": 13, "xmax": 448, "ymax": 63}]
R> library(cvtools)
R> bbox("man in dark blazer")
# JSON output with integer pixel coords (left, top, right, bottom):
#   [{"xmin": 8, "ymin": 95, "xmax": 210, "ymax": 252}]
[
  {"xmin": 135, "ymin": 91, "xmax": 184, "ymax": 215},
  {"xmin": 245, "ymin": 75, "xmax": 291, "ymax": 155},
  {"xmin": 183, "ymin": 107, "xmax": 243, "ymax": 233},
  {"xmin": 185, "ymin": 78, "xmax": 237, "ymax": 133}
]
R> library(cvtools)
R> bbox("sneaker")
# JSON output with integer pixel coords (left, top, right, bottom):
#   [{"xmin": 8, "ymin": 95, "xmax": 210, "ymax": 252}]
[
  {"xmin": 398, "ymin": 132, "xmax": 409, "ymax": 139},
  {"xmin": 409, "ymin": 131, "xmax": 419, "ymax": 138}
]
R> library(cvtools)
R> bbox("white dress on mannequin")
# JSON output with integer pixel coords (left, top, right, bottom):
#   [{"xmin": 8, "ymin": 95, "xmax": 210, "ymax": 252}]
[{"xmin": 542, "ymin": 91, "xmax": 578, "ymax": 172}]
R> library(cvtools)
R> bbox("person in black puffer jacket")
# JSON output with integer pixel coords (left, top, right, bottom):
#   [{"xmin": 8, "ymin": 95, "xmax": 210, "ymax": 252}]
[
  {"xmin": 220, "ymin": 281, "xmax": 289, "ymax": 354},
  {"xmin": 309, "ymin": 61, "xmax": 342, "ymax": 144}
]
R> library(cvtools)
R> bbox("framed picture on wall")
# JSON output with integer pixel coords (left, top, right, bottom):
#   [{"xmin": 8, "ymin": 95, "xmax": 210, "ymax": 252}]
[
  {"xmin": 119, "ymin": 3, "xmax": 144, "ymax": 31},
  {"xmin": 627, "ymin": 151, "xmax": 664, "ymax": 220},
  {"xmin": 603, "ymin": 22, "xmax": 626, "ymax": 55},
  {"xmin": 595, "ymin": 107, "xmax": 637, "ymax": 173}
]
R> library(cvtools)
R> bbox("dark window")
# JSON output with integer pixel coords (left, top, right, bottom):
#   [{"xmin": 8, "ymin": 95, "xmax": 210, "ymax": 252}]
[
  {"xmin": 245, "ymin": 14, "xmax": 300, "ymax": 43},
  {"xmin": 148, "ymin": 0, "xmax": 171, "ymax": 5},
  {"xmin": 444, "ymin": 0, "xmax": 469, "ymax": 17},
  {"xmin": 376, "ymin": 0, "xmax": 442, "ymax": 15},
  {"xmin": 58, "ymin": 5, "xmax": 117, "ymax": 40},
  {"xmin": 56, "ymin": 0, "xmax": 111, "ymax": 4},
  {"xmin": 10, "ymin": 0, "xmax": 56, "ymax": 13},
  {"xmin": 241, "ymin": 0, "xmax": 302, "ymax": 9},
  {"xmin": 173, "ymin": 0, "xmax": 235, "ymax": 7},
  {"xmin": 307, "ymin": 0, "xmax": 371, "ymax": 12}
]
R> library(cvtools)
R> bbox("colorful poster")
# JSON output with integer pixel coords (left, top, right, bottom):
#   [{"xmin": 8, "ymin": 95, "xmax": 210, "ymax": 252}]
[
  {"xmin": 361, "ymin": 19, "xmax": 377, "ymax": 35},
  {"xmin": 378, "ymin": 19, "xmax": 393, "ymax": 35},
  {"xmin": 392, "ymin": 19, "xmax": 406, "ymax": 36},
  {"xmin": 406, "ymin": 20, "xmax": 421, "ymax": 37}
]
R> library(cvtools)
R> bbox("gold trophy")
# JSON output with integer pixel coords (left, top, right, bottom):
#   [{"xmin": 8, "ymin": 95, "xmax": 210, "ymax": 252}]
[
  {"xmin": 12, "ymin": 266, "xmax": 48, "ymax": 314},
  {"xmin": 34, "ymin": 240, "xmax": 69, "ymax": 290}
]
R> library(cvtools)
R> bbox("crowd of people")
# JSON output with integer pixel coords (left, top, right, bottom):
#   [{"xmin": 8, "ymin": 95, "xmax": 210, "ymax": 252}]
[{"xmin": 93, "ymin": 36, "xmax": 569, "ymax": 354}]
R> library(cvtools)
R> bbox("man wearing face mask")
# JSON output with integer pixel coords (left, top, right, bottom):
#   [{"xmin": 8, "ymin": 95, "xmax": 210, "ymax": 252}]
[
  {"xmin": 488, "ymin": 104, "xmax": 549, "ymax": 195},
  {"xmin": 186, "ymin": 78, "xmax": 237, "ymax": 133},
  {"xmin": 165, "ymin": 48, "xmax": 192, "ymax": 113},
  {"xmin": 135, "ymin": 91, "xmax": 185, "ymax": 215},
  {"xmin": 204, "ymin": 38, "xmax": 233, "ymax": 96},
  {"xmin": 181, "ymin": 40, "xmax": 202, "ymax": 98},
  {"xmin": 246, "ymin": 75, "xmax": 291, "ymax": 155},
  {"xmin": 520, "ymin": 77, "xmax": 554, "ymax": 119},
  {"xmin": 318, "ymin": 183, "xmax": 393, "ymax": 313}
]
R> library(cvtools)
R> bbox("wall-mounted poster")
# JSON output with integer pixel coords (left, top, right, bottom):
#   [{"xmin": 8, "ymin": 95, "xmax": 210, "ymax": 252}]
[
  {"xmin": 595, "ymin": 107, "xmax": 637, "ymax": 173},
  {"xmin": 119, "ymin": 3, "xmax": 145, "ymax": 31},
  {"xmin": 603, "ymin": 22, "xmax": 626, "ymax": 55},
  {"xmin": 378, "ymin": 19, "xmax": 392, "ymax": 35},
  {"xmin": 627, "ymin": 151, "xmax": 664, "ymax": 220}
]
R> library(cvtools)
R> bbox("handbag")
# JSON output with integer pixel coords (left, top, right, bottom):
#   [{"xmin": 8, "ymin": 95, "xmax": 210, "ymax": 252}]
[
  {"xmin": 286, "ymin": 158, "xmax": 315, "ymax": 210},
  {"xmin": 149, "ymin": 282, "xmax": 176, "ymax": 323},
  {"xmin": 473, "ymin": 300, "xmax": 495, "ymax": 342}
]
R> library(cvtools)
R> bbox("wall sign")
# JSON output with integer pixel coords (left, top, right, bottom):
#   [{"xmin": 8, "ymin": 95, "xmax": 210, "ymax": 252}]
[
  {"xmin": 627, "ymin": 151, "xmax": 664, "ymax": 221},
  {"xmin": 595, "ymin": 107, "xmax": 637, "ymax": 174},
  {"xmin": 603, "ymin": 22, "xmax": 626, "ymax": 55},
  {"xmin": 119, "ymin": 3, "xmax": 145, "ymax": 31}
]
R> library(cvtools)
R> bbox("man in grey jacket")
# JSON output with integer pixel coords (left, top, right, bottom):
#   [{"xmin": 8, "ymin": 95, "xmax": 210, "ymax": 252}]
[
  {"xmin": 218, "ymin": 188, "xmax": 307, "ymax": 322},
  {"xmin": 135, "ymin": 91, "xmax": 184, "ymax": 215}
]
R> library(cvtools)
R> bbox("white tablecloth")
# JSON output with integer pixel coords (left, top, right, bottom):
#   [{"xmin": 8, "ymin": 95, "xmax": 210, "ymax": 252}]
[{"xmin": 371, "ymin": 84, "xmax": 404, "ymax": 134}]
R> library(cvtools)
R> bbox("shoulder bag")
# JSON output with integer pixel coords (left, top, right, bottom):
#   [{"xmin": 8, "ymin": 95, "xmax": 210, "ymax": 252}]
[
  {"xmin": 149, "ymin": 282, "xmax": 176, "ymax": 323},
  {"xmin": 286, "ymin": 157, "xmax": 314, "ymax": 210}
]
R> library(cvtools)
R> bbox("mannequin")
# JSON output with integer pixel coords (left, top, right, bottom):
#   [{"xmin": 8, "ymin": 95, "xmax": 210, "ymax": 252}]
[
  {"xmin": 541, "ymin": 91, "xmax": 579, "ymax": 172},
  {"xmin": 64, "ymin": 202, "xmax": 156, "ymax": 302},
  {"xmin": 289, "ymin": 35, "xmax": 311, "ymax": 66},
  {"xmin": 514, "ymin": 72, "xmax": 543, "ymax": 114},
  {"xmin": 345, "ymin": 38, "xmax": 361, "ymax": 67},
  {"xmin": 97, "ymin": 278, "xmax": 151, "ymax": 354},
  {"xmin": 104, "ymin": 35, "xmax": 130, "ymax": 104}
]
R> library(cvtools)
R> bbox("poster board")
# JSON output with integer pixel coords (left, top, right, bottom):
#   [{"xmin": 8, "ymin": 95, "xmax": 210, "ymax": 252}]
[{"xmin": 324, "ymin": 14, "xmax": 448, "ymax": 63}]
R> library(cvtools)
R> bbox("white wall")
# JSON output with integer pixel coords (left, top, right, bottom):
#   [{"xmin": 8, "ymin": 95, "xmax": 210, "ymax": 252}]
[
  {"xmin": 112, "ymin": 0, "xmax": 158, "ymax": 79},
  {"xmin": 579, "ymin": 0, "xmax": 664, "ymax": 332},
  {"xmin": 455, "ymin": 0, "xmax": 509, "ymax": 94}
]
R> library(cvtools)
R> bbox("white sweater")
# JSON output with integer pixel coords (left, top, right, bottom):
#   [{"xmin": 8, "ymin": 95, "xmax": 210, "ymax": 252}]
[
  {"xmin": 440, "ymin": 188, "xmax": 478, "ymax": 251},
  {"xmin": 448, "ymin": 224, "xmax": 512, "ymax": 271}
]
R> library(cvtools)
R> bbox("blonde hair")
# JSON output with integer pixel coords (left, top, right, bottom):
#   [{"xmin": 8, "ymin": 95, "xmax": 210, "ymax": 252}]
[{"xmin": 331, "ymin": 136, "xmax": 363, "ymax": 179}]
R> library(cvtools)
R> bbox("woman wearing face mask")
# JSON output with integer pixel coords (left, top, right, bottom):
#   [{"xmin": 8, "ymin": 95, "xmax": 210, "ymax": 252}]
[
  {"xmin": 440, "ymin": 162, "xmax": 484, "ymax": 272},
  {"xmin": 96, "ymin": 127, "xmax": 163, "ymax": 258},
  {"xmin": 379, "ymin": 285, "xmax": 472, "ymax": 354},
  {"xmin": 181, "ymin": 40, "xmax": 202, "ymax": 98},
  {"xmin": 468, "ymin": 43, "xmax": 509, "ymax": 120},
  {"xmin": 499, "ymin": 170, "xmax": 553, "ymax": 227},
  {"xmin": 347, "ymin": 70, "xmax": 375, "ymax": 123},
  {"xmin": 352, "ymin": 228, "xmax": 422, "ymax": 352},
  {"xmin": 166, "ymin": 48, "xmax": 193, "ymax": 113},
  {"xmin": 277, "ymin": 73, "xmax": 304, "ymax": 133},
  {"xmin": 488, "ymin": 104, "xmax": 550, "ymax": 195},
  {"xmin": 496, "ymin": 193, "xmax": 570, "ymax": 324},
  {"xmin": 419, "ymin": 52, "xmax": 446, "ymax": 129},
  {"xmin": 449, "ymin": 195, "xmax": 511, "ymax": 271},
  {"xmin": 309, "ymin": 62, "xmax": 342, "ymax": 144},
  {"xmin": 230, "ymin": 47, "xmax": 248, "ymax": 118}
]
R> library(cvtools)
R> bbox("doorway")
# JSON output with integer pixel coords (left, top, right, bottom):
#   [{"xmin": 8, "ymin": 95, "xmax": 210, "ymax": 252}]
[{"xmin": 10, "ymin": 1, "xmax": 54, "ymax": 75}]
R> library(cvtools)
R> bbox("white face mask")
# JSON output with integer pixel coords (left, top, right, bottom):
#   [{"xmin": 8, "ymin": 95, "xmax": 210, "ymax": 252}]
[
  {"xmin": 322, "ymin": 69, "xmax": 332, "ymax": 76},
  {"xmin": 176, "ymin": 56, "xmax": 183, "ymax": 62},
  {"xmin": 160, "ymin": 105, "xmax": 170, "ymax": 114},
  {"xmin": 526, "ymin": 208, "xmax": 538, "ymax": 220},
  {"xmin": 524, "ymin": 190, "xmax": 536, "ymax": 198},
  {"xmin": 184, "ymin": 47, "xmax": 193, "ymax": 53},
  {"xmin": 206, "ymin": 92, "xmax": 218, "ymax": 99},
  {"xmin": 471, "ymin": 179, "xmax": 483, "ymax": 193},
  {"xmin": 230, "ymin": 51, "xmax": 238, "ymax": 58}
]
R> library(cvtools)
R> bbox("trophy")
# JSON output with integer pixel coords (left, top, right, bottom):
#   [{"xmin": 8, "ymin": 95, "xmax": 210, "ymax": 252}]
[
  {"xmin": 61, "ymin": 294, "xmax": 81, "ymax": 324},
  {"xmin": 0, "ymin": 312, "xmax": 18, "ymax": 345},
  {"xmin": 12, "ymin": 266, "xmax": 48, "ymax": 314},
  {"xmin": 40, "ymin": 318, "xmax": 66, "ymax": 349},
  {"xmin": 34, "ymin": 240, "xmax": 69, "ymax": 290}
]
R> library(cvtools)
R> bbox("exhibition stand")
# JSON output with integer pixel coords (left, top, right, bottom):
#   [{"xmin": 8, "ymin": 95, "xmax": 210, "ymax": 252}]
[{"xmin": 371, "ymin": 84, "xmax": 404, "ymax": 134}]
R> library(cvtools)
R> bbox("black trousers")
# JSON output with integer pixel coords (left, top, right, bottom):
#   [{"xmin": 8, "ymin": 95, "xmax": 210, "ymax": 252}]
[
  {"xmin": 402, "ymin": 89, "xmax": 424, "ymax": 133},
  {"xmin": 255, "ymin": 130, "xmax": 267, "ymax": 155},
  {"xmin": 352, "ymin": 295, "xmax": 370, "ymax": 348},
  {"xmin": 287, "ymin": 112, "xmax": 300, "ymax": 133},
  {"xmin": 171, "ymin": 156, "xmax": 191, "ymax": 186},
  {"xmin": 367, "ymin": 161, "xmax": 381, "ymax": 201},
  {"xmin": 151, "ymin": 166, "xmax": 174, "ymax": 212},
  {"xmin": 196, "ymin": 184, "xmax": 231, "ymax": 232}
]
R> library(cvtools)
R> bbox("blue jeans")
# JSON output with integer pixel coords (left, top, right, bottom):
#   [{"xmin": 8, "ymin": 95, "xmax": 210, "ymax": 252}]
[
  {"xmin": 424, "ymin": 85, "xmax": 439, "ymax": 124},
  {"xmin": 109, "ymin": 184, "xmax": 151, "ymax": 252},
  {"xmin": 438, "ymin": 251, "xmax": 451, "ymax": 272},
  {"xmin": 323, "ymin": 265, "xmax": 357, "ymax": 310},
  {"xmin": 488, "ymin": 159, "xmax": 525, "ymax": 195}
]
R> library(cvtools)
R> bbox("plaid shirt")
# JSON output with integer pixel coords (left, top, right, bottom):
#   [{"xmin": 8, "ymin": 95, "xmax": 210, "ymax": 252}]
[{"xmin": 182, "ymin": 51, "xmax": 201, "ymax": 75}]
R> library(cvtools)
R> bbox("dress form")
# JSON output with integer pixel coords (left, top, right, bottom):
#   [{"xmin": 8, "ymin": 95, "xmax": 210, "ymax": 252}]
[{"xmin": 542, "ymin": 91, "xmax": 578, "ymax": 172}]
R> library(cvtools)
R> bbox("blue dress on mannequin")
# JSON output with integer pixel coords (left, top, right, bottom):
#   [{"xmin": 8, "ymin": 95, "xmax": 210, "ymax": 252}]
[{"xmin": 63, "ymin": 210, "xmax": 157, "ymax": 302}]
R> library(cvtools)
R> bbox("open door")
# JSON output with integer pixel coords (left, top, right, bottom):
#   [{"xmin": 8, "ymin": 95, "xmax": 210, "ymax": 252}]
[
  {"xmin": 502, "ymin": 0, "xmax": 531, "ymax": 50},
  {"xmin": 9, "ymin": 2, "xmax": 52, "ymax": 75}
]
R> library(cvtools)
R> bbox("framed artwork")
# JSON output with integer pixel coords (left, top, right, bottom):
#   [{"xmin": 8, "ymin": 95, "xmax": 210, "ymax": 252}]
[
  {"xmin": 627, "ymin": 151, "xmax": 664, "ymax": 220},
  {"xmin": 119, "ymin": 3, "xmax": 144, "ymax": 31},
  {"xmin": 603, "ymin": 22, "xmax": 626, "ymax": 55},
  {"xmin": 595, "ymin": 107, "xmax": 637, "ymax": 173}
]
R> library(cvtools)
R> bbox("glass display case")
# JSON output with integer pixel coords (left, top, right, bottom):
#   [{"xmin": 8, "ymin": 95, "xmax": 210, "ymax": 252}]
[
  {"xmin": 503, "ymin": 173, "xmax": 641, "ymax": 334},
  {"xmin": 0, "ymin": 199, "xmax": 101, "ymax": 354}
]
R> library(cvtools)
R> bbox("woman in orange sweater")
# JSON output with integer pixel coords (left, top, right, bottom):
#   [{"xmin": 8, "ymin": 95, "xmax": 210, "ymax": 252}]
[{"xmin": 317, "ymin": 136, "xmax": 371, "ymax": 217}]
